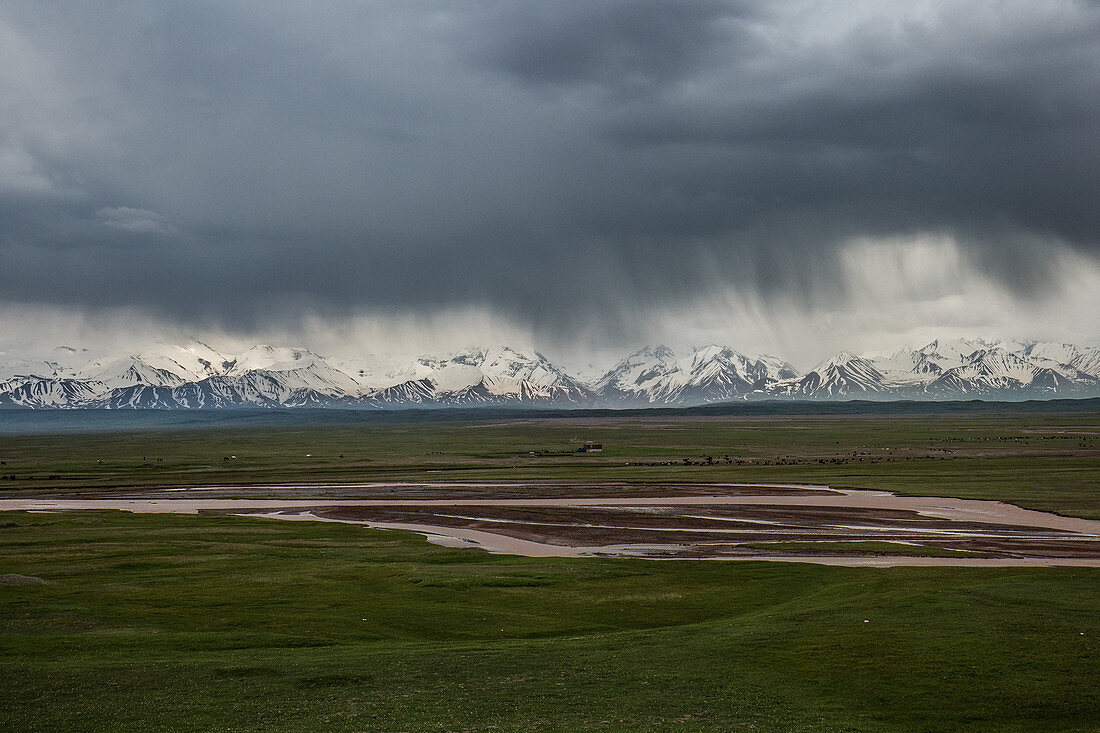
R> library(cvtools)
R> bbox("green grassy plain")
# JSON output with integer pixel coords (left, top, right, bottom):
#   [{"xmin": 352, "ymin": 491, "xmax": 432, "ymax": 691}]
[
  {"xmin": 2, "ymin": 411, "xmax": 1097, "ymax": 516},
  {"xmin": 1, "ymin": 409, "xmax": 1098, "ymax": 730},
  {"xmin": 2, "ymin": 510, "xmax": 1097, "ymax": 732}
]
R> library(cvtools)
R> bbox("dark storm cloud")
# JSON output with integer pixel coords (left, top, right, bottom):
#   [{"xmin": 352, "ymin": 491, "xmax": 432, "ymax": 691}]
[
  {"xmin": 1, "ymin": 0, "xmax": 1098, "ymax": 340},
  {"xmin": 473, "ymin": 0, "xmax": 758, "ymax": 91}
]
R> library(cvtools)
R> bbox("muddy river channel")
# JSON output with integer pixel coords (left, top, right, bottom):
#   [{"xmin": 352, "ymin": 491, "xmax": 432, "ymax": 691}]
[{"xmin": 4, "ymin": 483, "xmax": 1100, "ymax": 566}]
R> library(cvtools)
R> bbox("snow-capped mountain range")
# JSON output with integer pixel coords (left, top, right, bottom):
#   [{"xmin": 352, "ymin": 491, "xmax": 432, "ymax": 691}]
[
  {"xmin": 1, "ymin": 338, "xmax": 1098, "ymax": 409},
  {"xmin": 593, "ymin": 345, "xmax": 798, "ymax": 404}
]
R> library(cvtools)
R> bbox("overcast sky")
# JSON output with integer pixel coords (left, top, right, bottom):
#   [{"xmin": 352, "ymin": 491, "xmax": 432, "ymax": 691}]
[{"xmin": 1, "ymin": 1, "xmax": 1098, "ymax": 370}]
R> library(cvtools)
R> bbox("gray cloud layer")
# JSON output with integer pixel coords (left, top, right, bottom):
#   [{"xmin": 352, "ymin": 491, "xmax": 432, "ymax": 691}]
[{"xmin": 1, "ymin": 1, "xmax": 1098, "ymax": 343}]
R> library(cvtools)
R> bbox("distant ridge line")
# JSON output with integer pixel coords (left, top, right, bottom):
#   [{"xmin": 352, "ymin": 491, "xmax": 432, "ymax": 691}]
[
  {"xmin": 1, "ymin": 398, "xmax": 1097, "ymax": 435},
  {"xmin": 2, "ymin": 338, "xmax": 1099, "ymax": 408}
]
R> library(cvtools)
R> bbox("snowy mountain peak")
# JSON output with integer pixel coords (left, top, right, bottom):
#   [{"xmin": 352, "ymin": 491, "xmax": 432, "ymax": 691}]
[
  {"xmin": 757, "ymin": 355, "xmax": 799, "ymax": 381},
  {"xmin": 593, "ymin": 345, "xmax": 680, "ymax": 398},
  {"xmin": 1024, "ymin": 341, "xmax": 1081, "ymax": 365},
  {"xmin": 916, "ymin": 337, "xmax": 1004, "ymax": 364},
  {"xmin": 225, "ymin": 345, "xmax": 322, "ymax": 375},
  {"xmin": 1070, "ymin": 347, "xmax": 1100, "ymax": 378},
  {"xmin": 140, "ymin": 340, "xmax": 231, "ymax": 380},
  {"xmin": 814, "ymin": 351, "xmax": 866, "ymax": 370},
  {"xmin": 369, "ymin": 345, "xmax": 592, "ymax": 405},
  {"xmin": 595, "ymin": 345, "xmax": 800, "ymax": 404},
  {"xmin": 83, "ymin": 355, "xmax": 187, "ymax": 389},
  {"xmin": 650, "ymin": 344, "xmax": 677, "ymax": 358},
  {"xmin": 771, "ymin": 351, "xmax": 887, "ymax": 398}
]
